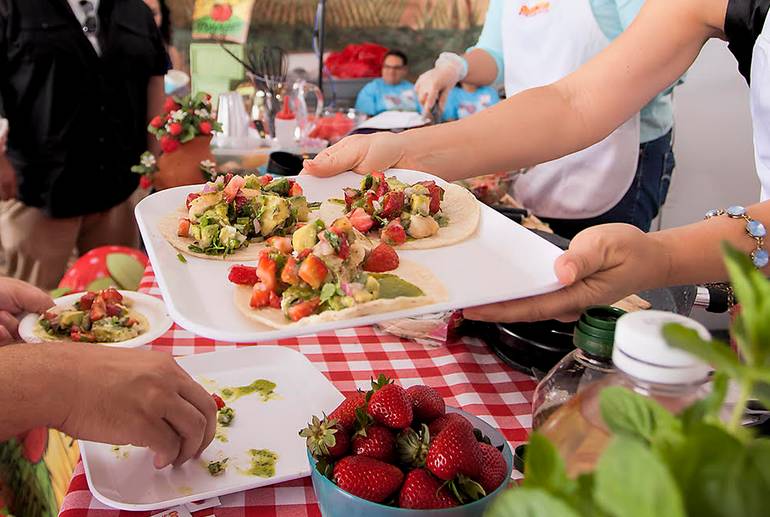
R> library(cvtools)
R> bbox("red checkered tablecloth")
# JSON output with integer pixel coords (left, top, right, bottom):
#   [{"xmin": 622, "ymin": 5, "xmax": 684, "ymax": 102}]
[{"xmin": 59, "ymin": 267, "xmax": 535, "ymax": 517}]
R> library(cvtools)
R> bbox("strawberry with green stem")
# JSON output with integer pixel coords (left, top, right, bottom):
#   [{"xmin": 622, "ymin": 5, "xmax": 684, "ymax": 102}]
[
  {"xmin": 299, "ymin": 415, "xmax": 350, "ymax": 460},
  {"xmin": 366, "ymin": 374, "xmax": 413, "ymax": 429}
]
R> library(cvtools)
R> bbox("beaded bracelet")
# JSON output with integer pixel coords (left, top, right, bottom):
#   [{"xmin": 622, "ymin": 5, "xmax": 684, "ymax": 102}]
[{"xmin": 705, "ymin": 205, "xmax": 769, "ymax": 268}]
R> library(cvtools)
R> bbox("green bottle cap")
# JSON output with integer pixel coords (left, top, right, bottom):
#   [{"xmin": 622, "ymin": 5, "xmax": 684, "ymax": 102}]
[{"xmin": 573, "ymin": 305, "xmax": 626, "ymax": 358}]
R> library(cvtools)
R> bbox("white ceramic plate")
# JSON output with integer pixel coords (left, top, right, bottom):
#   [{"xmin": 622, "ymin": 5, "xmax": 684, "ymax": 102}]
[
  {"xmin": 356, "ymin": 111, "xmax": 427, "ymax": 130},
  {"xmin": 18, "ymin": 290, "xmax": 173, "ymax": 348},
  {"xmin": 80, "ymin": 346, "xmax": 344, "ymax": 511},
  {"xmin": 135, "ymin": 169, "xmax": 563, "ymax": 342}
]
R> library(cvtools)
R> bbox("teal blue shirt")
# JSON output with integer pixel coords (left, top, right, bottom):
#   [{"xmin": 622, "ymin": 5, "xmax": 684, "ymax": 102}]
[
  {"xmin": 354, "ymin": 79, "xmax": 421, "ymax": 116},
  {"xmin": 469, "ymin": 0, "xmax": 682, "ymax": 143},
  {"xmin": 441, "ymin": 86, "xmax": 501, "ymax": 121}
]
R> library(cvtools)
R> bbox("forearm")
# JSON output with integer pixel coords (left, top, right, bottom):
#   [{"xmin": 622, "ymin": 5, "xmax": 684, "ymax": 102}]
[
  {"xmin": 0, "ymin": 343, "xmax": 73, "ymax": 439},
  {"xmin": 462, "ymin": 48, "xmax": 499, "ymax": 87},
  {"xmin": 146, "ymin": 76, "xmax": 165, "ymax": 155},
  {"xmin": 650, "ymin": 202, "xmax": 770, "ymax": 287}
]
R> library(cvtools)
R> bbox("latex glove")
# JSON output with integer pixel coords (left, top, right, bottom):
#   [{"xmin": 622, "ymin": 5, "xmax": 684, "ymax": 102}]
[
  {"xmin": 0, "ymin": 278, "xmax": 53, "ymax": 345},
  {"xmin": 463, "ymin": 224, "xmax": 670, "ymax": 323},
  {"xmin": 415, "ymin": 62, "xmax": 463, "ymax": 115},
  {"xmin": 302, "ymin": 132, "xmax": 405, "ymax": 178},
  {"xmin": 58, "ymin": 345, "xmax": 217, "ymax": 469}
]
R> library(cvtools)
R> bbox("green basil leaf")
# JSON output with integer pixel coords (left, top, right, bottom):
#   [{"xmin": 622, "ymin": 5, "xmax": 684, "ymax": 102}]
[
  {"xmin": 595, "ymin": 436, "xmax": 686, "ymax": 517},
  {"xmin": 485, "ymin": 487, "xmax": 582, "ymax": 517},
  {"xmin": 599, "ymin": 386, "xmax": 680, "ymax": 444},
  {"xmin": 523, "ymin": 433, "xmax": 573, "ymax": 494}
]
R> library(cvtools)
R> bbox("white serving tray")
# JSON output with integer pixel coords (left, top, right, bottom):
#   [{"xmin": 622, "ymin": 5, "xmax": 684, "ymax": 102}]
[
  {"xmin": 135, "ymin": 169, "xmax": 562, "ymax": 342},
  {"xmin": 80, "ymin": 346, "xmax": 344, "ymax": 511}
]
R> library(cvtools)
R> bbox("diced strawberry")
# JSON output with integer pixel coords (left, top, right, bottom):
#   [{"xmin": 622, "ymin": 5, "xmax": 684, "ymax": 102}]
[
  {"xmin": 185, "ymin": 193, "xmax": 200, "ymax": 209},
  {"xmin": 256, "ymin": 255, "xmax": 278, "ymax": 292},
  {"xmin": 419, "ymin": 181, "xmax": 444, "ymax": 215},
  {"xmin": 348, "ymin": 208, "xmax": 374, "ymax": 233},
  {"xmin": 269, "ymin": 291, "xmax": 282, "ymax": 309},
  {"xmin": 43, "ymin": 310, "xmax": 57, "ymax": 321},
  {"xmin": 223, "ymin": 173, "xmax": 234, "ymax": 185},
  {"xmin": 78, "ymin": 291, "xmax": 97, "ymax": 310},
  {"xmin": 287, "ymin": 298, "xmax": 320, "ymax": 321},
  {"xmin": 363, "ymin": 243, "xmax": 399, "ymax": 273},
  {"xmin": 343, "ymin": 187, "xmax": 360, "ymax": 208},
  {"xmin": 373, "ymin": 171, "xmax": 389, "ymax": 198},
  {"xmin": 71, "ymin": 328, "xmax": 96, "ymax": 343},
  {"xmin": 106, "ymin": 303, "xmax": 122, "ymax": 317},
  {"xmin": 336, "ymin": 231, "xmax": 350, "ymax": 260},
  {"xmin": 211, "ymin": 393, "xmax": 226, "ymax": 410},
  {"xmin": 267, "ymin": 236, "xmax": 293, "ymax": 254},
  {"xmin": 101, "ymin": 288, "xmax": 123, "ymax": 304},
  {"xmin": 250, "ymin": 283, "xmax": 271, "ymax": 308},
  {"xmin": 177, "ymin": 218, "xmax": 191, "ymax": 237},
  {"xmin": 297, "ymin": 248, "xmax": 313, "ymax": 260},
  {"xmin": 258, "ymin": 174, "xmax": 273, "ymax": 186},
  {"xmin": 381, "ymin": 220, "xmax": 407, "ymax": 246},
  {"xmin": 89, "ymin": 295, "xmax": 107, "ymax": 321},
  {"xmin": 234, "ymin": 194, "xmax": 248, "ymax": 210},
  {"xmin": 281, "ymin": 257, "xmax": 300, "ymax": 285},
  {"xmin": 380, "ymin": 191, "xmax": 405, "ymax": 219},
  {"xmin": 223, "ymin": 174, "xmax": 246, "ymax": 203},
  {"xmin": 288, "ymin": 181, "xmax": 303, "ymax": 197},
  {"xmin": 228, "ymin": 265, "xmax": 259, "ymax": 285},
  {"xmin": 126, "ymin": 318, "xmax": 138, "ymax": 326},
  {"xmin": 298, "ymin": 254, "xmax": 328, "ymax": 289}
]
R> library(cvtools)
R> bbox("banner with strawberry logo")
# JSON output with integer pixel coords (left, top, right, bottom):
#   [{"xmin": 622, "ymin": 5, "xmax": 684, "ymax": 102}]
[{"xmin": 192, "ymin": 0, "xmax": 256, "ymax": 44}]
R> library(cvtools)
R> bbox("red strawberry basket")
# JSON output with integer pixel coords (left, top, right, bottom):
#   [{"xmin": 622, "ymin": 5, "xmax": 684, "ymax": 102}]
[{"xmin": 307, "ymin": 407, "xmax": 513, "ymax": 516}]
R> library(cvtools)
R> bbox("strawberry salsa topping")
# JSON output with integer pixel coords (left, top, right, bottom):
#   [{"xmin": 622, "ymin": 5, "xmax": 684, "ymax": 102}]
[
  {"xmin": 39, "ymin": 288, "xmax": 142, "ymax": 343},
  {"xmin": 177, "ymin": 173, "xmax": 312, "ymax": 257},
  {"xmin": 227, "ymin": 217, "xmax": 425, "ymax": 322},
  {"xmin": 341, "ymin": 172, "xmax": 448, "ymax": 245}
]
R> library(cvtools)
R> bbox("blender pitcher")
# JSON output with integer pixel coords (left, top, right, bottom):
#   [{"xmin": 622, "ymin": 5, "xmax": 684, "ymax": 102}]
[{"xmin": 291, "ymin": 79, "xmax": 324, "ymax": 143}]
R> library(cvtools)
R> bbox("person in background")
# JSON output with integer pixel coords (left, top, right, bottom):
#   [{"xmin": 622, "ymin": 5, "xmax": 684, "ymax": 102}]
[
  {"xmin": 0, "ymin": 277, "xmax": 216, "ymax": 469},
  {"xmin": 0, "ymin": 0, "xmax": 167, "ymax": 290},
  {"xmin": 441, "ymin": 82, "xmax": 500, "ymax": 122},
  {"xmin": 415, "ymin": 0, "xmax": 680, "ymax": 238},
  {"xmin": 355, "ymin": 50, "xmax": 420, "ymax": 116},
  {"xmin": 143, "ymin": 0, "xmax": 185, "ymax": 71}
]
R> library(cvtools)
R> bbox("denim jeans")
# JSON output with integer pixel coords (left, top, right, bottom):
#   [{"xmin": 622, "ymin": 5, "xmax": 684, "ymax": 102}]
[{"xmin": 542, "ymin": 130, "xmax": 676, "ymax": 239}]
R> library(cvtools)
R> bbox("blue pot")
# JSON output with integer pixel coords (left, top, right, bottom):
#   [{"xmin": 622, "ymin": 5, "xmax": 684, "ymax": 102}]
[{"xmin": 308, "ymin": 407, "xmax": 514, "ymax": 516}]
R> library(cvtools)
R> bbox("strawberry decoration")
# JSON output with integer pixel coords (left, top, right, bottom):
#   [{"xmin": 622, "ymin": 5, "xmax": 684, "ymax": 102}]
[
  {"xmin": 139, "ymin": 175, "xmax": 153, "ymax": 189},
  {"xmin": 163, "ymin": 97, "xmax": 181, "ymax": 113},
  {"xmin": 168, "ymin": 122, "xmax": 183, "ymax": 136},
  {"xmin": 149, "ymin": 115, "xmax": 163, "ymax": 129},
  {"xmin": 332, "ymin": 455, "xmax": 404, "ymax": 503},
  {"xmin": 398, "ymin": 468, "xmax": 458, "ymax": 509},
  {"xmin": 199, "ymin": 121, "xmax": 213, "ymax": 135},
  {"xmin": 366, "ymin": 374, "xmax": 413, "ymax": 429}
]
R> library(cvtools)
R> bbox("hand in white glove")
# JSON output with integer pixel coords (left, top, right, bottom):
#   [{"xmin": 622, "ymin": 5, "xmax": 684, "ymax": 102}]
[{"xmin": 415, "ymin": 53, "xmax": 466, "ymax": 115}]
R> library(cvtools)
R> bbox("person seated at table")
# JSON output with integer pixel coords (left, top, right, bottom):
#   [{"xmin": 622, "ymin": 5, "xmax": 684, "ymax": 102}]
[
  {"xmin": 0, "ymin": 277, "xmax": 216, "ymax": 470},
  {"xmin": 354, "ymin": 50, "xmax": 420, "ymax": 116},
  {"xmin": 441, "ymin": 83, "xmax": 500, "ymax": 122}
]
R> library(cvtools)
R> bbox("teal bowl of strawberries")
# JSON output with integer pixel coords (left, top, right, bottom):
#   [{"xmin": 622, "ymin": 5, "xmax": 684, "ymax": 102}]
[{"xmin": 302, "ymin": 376, "xmax": 514, "ymax": 516}]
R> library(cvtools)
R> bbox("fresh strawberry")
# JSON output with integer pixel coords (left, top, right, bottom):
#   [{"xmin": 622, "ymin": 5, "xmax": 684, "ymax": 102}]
[
  {"xmin": 266, "ymin": 236, "xmax": 293, "ymax": 254},
  {"xmin": 380, "ymin": 220, "xmax": 407, "ymax": 246},
  {"xmin": 250, "ymin": 283, "xmax": 271, "ymax": 308},
  {"xmin": 352, "ymin": 425, "xmax": 396, "ymax": 462},
  {"xmin": 177, "ymin": 218, "xmax": 191, "ymax": 237},
  {"xmin": 101, "ymin": 288, "xmax": 123, "ymax": 304},
  {"xmin": 269, "ymin": 291, "xmax": 282, "ymax": 309},
  {"xmin": 406, "ymin": 385, "xmax": 445, "ymax": 422},
  {"xmin": 89, "ymin": 295, "xmax": 107, "ymax": 321},
  {"xmin": 258, "ymin": 174, "xmax": 273, "ymax": 186},
  {"xmin": 398, "ymin": 468, "xmax": 458, "ymax": 509},
  {"xmin": 229, "ymin": 265, "xmax": 258, "ymax": 286},
  {"xmin": 223, "ymin": 174, "xmax": 246, "ymax": 203},
  {"xmin": 212, "ymin": 393, "xmax": 226, "ymax": 410},
  {"xmin": 78, "ymin": 291, "xmax": 97, "ymax": 310},
  {"xmin": 333, "ymin": 455, "xmax": 404, "ymax": 503},
  {"xmin": 478, "ymin": 443, "xmax": 508, "ymax": 494},
  {"xmin": 298, "ymin": 254, "xmax": 328, "ymax": 289},
  {"xmin": 300, "ymin": 415, "xmax": 350, "ymax": 459},
  {"xmin": 419, "ymin": 181, "xmax": 444, "ymax": 215},
  {"xmin": 348, "ymin": 207, "xmax": 374, "ymax": 233},
  {"xmin": 367, "ymin": 374, "xmax": 413, "ymax": 429},
  {"xmin": 329, "ymin": 392, "xmax": 367, "ymax": 432},
  {"xmin": 343, "ymin": 187, "xmax": 360, "ymax": 208},
  {"xmin": 185, "ymin": 193, "xmax": 200, "ymax": 209},
  {"xmin": 362, "ymin": 243, "xmax": 399, "ymax": 273},
  {"xmin": 288, "ymin": 181, "xmax": 303, "ymax": 196},
  {"xmin": 280, "ymin": 257, "xmax": 300, "ymax": 285},
  {"xmin": 426, "ymin": 420, "xmax": 483, "ymax": 481},
  {"xmin": 428, "ymin": 413, "xmax": 473, "ymax": 437},
  {"xmin": 256, "ymin": 255, "xmax": 278, "ymax": 291},
  {"xmin": 287, "ymin": 298, "xmax": 320, "ymax": 321},
  {"xmin": 380, "ymin": 191, "xmax": 405, "ymax": 219}
]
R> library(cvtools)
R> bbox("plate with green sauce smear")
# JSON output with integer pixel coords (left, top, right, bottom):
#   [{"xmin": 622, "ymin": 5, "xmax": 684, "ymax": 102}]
[{"xmin": 79, "ymin": 346, "xmax": 343, "ymax": 511}]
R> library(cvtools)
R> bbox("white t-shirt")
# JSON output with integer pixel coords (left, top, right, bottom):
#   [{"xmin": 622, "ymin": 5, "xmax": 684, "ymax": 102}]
[{"xmin": 67, "ymin": 0, "xmax": 101, "ymax": 55}]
